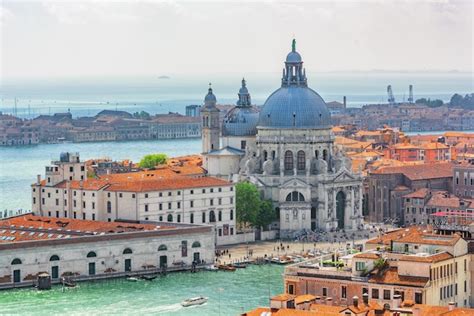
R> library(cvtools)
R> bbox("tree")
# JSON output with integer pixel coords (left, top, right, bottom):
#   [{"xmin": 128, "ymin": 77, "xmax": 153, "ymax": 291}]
[
  {"xmin": 255, "ymin": 199, "xmax": 276, "ymax": 229},
  {"xmin": 139, "ymin": 153, "xmax": 167, "ymax": 168},
  {"xmin": 133, "ymin": 111, "xmax": 151, "ymax": 120},
  {"xmin": 415, "ymin": 98, "xmax": 443, "ymax": 107},
  {"xmin": 235, "ymin": 182, "xmax": 259, "ymax": 227}
]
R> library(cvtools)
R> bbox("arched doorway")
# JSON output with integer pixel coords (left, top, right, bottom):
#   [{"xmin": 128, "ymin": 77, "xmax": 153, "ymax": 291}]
[{"xmin": 336, "ymin": 191, "xmax": 346, "ymax": 229}]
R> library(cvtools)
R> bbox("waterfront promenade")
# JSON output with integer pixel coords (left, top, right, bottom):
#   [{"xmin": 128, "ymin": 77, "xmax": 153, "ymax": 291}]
[{"xmin": 217, "ymin": 224, "xmax": 390, "ymax": 265}]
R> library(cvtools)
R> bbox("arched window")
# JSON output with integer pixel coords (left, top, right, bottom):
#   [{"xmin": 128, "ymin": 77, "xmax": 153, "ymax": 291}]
[
  {"xmin": 192, "ymin": 241, "xmax": 201, "ymax": 248},
  {"xmin": 11, "ymin": 258, "xmax": 22, "ymax": 265},
  {"xmin": 209, "ymin": 210, "xmax": 216, "ymax": 223},
  {"xmin": 107, "ymin": 201, "xmax": 111, "ymax": 213},
  {"xmin": 263, "ymin": 151, "xmax": 268, "ymax": 161},
  {"xmin": 86, "ymin": 251, "xmax": 97, "ymax": 258},
  {"xmin": 286, "ymin": 191, "xmax": 305, "ymax": 202},
  {"xmin": 123, "ymin": 248, "xmax": 132, "ymax": 254},
  {"xmin": 315, "ymin": 150, "xmax": 319, "ymax": 160},
  {"xmin": 167, "ymin": 214, "xmax": 173, "ymax": 222},
  {"xmin": 297, "ymin": 151, "xmax": 305, "ymax": 170},
  {"xmin": 284, "ymin": 151, "xmax": 294, "ymax": 171},
  {"xmin": 323, "ymin": 149, "xmax": 328, "ymax": 161},
  {"xmin": 271, "ymin": 150, "xmax": 276, "ymax": 160},
  {"xmin": 49, "ymin": 255, "xmax": 60, "ymax": 261},
  {"xmin": 158, "ymin": 244, "xmax": 167, "ymax": 251},
  {"xmin": 218, "ymin": 210, "xmax": 222, "ymax": 221}
]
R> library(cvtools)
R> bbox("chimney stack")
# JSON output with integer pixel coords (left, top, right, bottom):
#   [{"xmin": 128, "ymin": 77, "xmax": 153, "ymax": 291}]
[
  {"xmin": 393, "ymin": 294, "xmax": 401, "ymax": 308},
  {"xmin": 448, "ymin": 302, "xmax": 455, "ymax": 311},
  {"xmin": 106, "ymin": 168, "xmax": 111, "ymax": 175},
  {"xmin": 36, "ymin": 175, "xmax": 41, "ymax": 185},
  {"xmin": 325, "ymin": 297, "xmax": 332, "ymax": 306},
  {"xmin": 362, "ymin": 293, "xmax": 369, "ymax": 305},
  {"xmin": 413, "ymin": 307, "xmax": 421, "ymax": 316},
  {"xmin": 353, "ymin": 296, "xmax": 359, "ymax": 308},
  {"xmin": 315, "ymin": 296, "xmax": 321, "ymax": 304}
]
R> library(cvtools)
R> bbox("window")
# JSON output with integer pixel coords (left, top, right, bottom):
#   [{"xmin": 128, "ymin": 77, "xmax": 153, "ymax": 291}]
[
  {"xmin": 92, "ymin": 202, "xmax": 95, "ymax": 209},
  {"xmin": 159, "ymin": 216, "xmax": 163, "ymax": 221},
  {"xmin": 145, "ymin": 204, "xmax": 149, "ymax": 212},
  {"xmin": 145, "ymin": 193, "xmax": 148, "ymax": 198},
  {"xmin": 284, "ymin": 151, "xmax": 294, "ymax": 170},
  {"xmin": 167, "ymin": 214, "xmax": 173, "ymax": 222},
  {"xmin": 190, "ymin": 201, "xmax": 194, "ymax": 208},
  {"xmin": 202, "ymin": 212, "xmax": 206, "ymax": 223},
  {"xmin": 241, "ymin": 140, "xmax": 246, "ymax": 150},
  {"xmin": 168, "ymin": 192, "xmax": 172, "ymax": 196},
  {"xmin": 230, "ymin": 227, "xmax": 234, "ymax": 235},
  {"xmin": 42, "ymin": 198, "xmax": 45, "ymax": 205},
  {"xmin": 73, "ymin": 212, "xmax": 77, "ymax": 219},
  {"xmin": 322, "ymin": 287, "xmax": 328, "ymax": 297},
  {"xmin": 50, "ymin": 255, "xmax": 60, "ymax": 261},
  {"xmin": 158, "ymin": 244, "xmax": 167, "ymax": 251},
  {"xmin": 92, "ymin": 214, "xmax": 95, "ymax": 220},
  {"xmin": 132, "ymin": 194, "xmax": 135, "ymax": 198},
  {"xmin": 415, "ymin": 292, "xmax": 422, "ymax": 304},
  {"xmin": 107, "ymin": 201, "xmax": 112, "ymax": 213},
  {"xmin": 190, "ymin": 190, "xmax": 194, "ymax": 194},
  {"xmin": 190, "ymin": 213, "xmax": 194, "ymax": 223},
  {"xmin": 159, "ymin": 192, "xmax": 163, "ymax": 197},
  {"xmin": 192, "ymin": 241, "xmax": 201, "ymax": 248},
  {"xmin": 230, "ymin": 209, "xmax": 234, "ymax": 220},
  {"xmin": 372, "ymin": 289, "xmax": 379, "ymax": 299},
  {"xmin": 86, "ymin": 251, "xmax": 97, "ymax": 258},
  {"xmin": 218, "ymin": 198, "xmax": 222, "ymax": 205},
  {"xmin": 286, "ymin": 191, "xmax": 305, "ymax": 202},
  {"xmin": 218, "ymin": 210, "xmax": 222, "ymax": 221},
  {"xmin": 123, "ymin": 248, "xmax": 132, "ymax": 254},
  {"xmin": 297, "ymin": 150, "xmax": 305, "ymax": 170},
  {"xmin": 177, "ymin": 214, "xmax": 181, "ymax": 222},
  {"xmin": 119, "ymin": 193, "xmax": 122, "ymax": 198},
  {"xmin": 107, "ymin": 192, "xmax": 111, "ymax": 198},
  {"xmin": 11, "ymin": 258, "xmax": 22, "ymax": 265},
  {"xmin": 355, "ymin": 261, "xmax": 365, "ymax": 271},
  {"xmin": 202, "ymin": 189, "xmax": 206, "ymax": 193},
  {"xmin": 159, "ymin": 203, "xmax": 163, "ymax": 211},
  {"xmin": 383, "ymin": 290, "xmax": 391, "ymax": 300},
  {"xmin": 83, "ymin": 201, "xmax": 86, "ymax": 208},
  {"xmin": 230, "ymin": 197, "xmax": 233, "ymax": 204},
  {"xmin": 288, "ymin": 284, "xmax": 294, "ymax": 295},
  {"xmin": 341, "ymin": 286, "xmax": 347, "ymax": 299},
  {"xmin": 218, "ymin": 188, "xmax": 222, "ymax": 193},
  {"xmin": 83, "ymin": 213, "xmax": 86, "ymax": 220},
  {"xmin": 168, "ymin": 202, "xmax": 172, "ymax": 209}
]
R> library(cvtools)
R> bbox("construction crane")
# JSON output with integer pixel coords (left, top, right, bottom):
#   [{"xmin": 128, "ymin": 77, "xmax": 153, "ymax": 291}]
[
  {"xmin": 387, "ymin": 85, "xmax": 395, "ymax": 104},
  {"xmin": 408, "ymin": 85, "xmax": 414, "ymax": 103}
]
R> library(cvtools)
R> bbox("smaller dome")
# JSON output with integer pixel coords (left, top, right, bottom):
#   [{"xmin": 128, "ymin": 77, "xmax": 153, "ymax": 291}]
[
  {"xmin": 239, "ymin": 86, "xmax": 249, "ymax": 94},
  {"xmin": 204, "ymin": 87, "xmax": 216, "ymax": 103},
  {"xmin": 222, "ymin": 106, "xmax": 259, "ymax": 137},
  {"xmin": 286, "ymin": 51, "xmax": 302, "ymax": 63}
]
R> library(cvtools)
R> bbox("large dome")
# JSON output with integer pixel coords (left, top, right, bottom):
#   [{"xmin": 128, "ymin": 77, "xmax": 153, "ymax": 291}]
[
  {"xmin": 257, "ymin": 40, "xmax": 331, "ymax": 129},
  {"xmin": 258, "ymin": 86, "xmax": 330, "ymax": 129}
]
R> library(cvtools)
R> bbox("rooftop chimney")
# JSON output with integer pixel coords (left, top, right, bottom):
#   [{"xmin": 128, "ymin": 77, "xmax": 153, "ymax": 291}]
[
  {"xmin": 413, "ymin": 307, "xmax": 421, "ymax": 316},
  {"xmin": 106, "ymin": 168, "xmax": 111, "ymax": 175},
  {"xmin": 353, "ymin": 296, "xmax": 359, "ymax": 308},
  {"xmin": 393, "ymin": 294, "xmax": 401, "ymax": 309},
  {"xmin": 325, "ymin": 297, "xmax": 332, "ymax": 306},
  {"xmin": 36, "ymin": 175, "xmax": 41, "ymax": 185},
  {"xmin": 448, "ymin": 302, "xmax": 455, "ymax": 311},
  {"xmin": 315, "ymin": 296, "xmax": 321, "ymax": 304},
  {"xmin": 362, "ymin": 293, "xmax": 369, "ymax": 305}
]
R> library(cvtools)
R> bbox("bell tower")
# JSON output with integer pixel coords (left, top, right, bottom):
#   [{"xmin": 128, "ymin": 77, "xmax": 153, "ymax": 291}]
[{"xmin": 201, "ymin": 83, "xmax": 220, "ymax": 154}]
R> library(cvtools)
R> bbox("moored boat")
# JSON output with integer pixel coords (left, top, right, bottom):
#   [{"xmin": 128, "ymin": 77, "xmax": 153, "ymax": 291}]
[{"xmin": 218, "ymin": 265, "xmax": 236, "ymax": 272}]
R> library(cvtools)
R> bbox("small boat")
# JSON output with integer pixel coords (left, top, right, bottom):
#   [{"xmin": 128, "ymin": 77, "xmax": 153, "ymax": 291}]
[
  {"xmin": 218, "ymin": 265, "xmax": 236, "ymax": 272},
  {"xmin": 140, "ymin": 275, "xmax": 158, "ymax": 281},
  {"xmin": 231, "ymin": 263, "xmax": 248, "ymax": 269},
  {"xmin": 181, "ymin": 296, "xmax": 208, "ymax": 307},
  {"xmin": 204, "ymin": 265, "xmax": 219, "ymax": 272},
  {"xmin": 126, "ymin": 277, "xmax": 139, "ymax": 282}
]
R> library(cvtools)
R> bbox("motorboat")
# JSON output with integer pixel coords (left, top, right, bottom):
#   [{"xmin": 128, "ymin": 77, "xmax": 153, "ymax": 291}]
[
  {"xmin": 218, "ymin": 265, "xmax": 236, "ymax": 272},
  {"xmin": 181, "ymin": 296, "xmax": 208, "ymax": 307},
  {"xmin": 140, "ymin": 275, "xmax": 158, "ymax": 281},
  {"xmin": 126, "ymin": 277, "xmax": 139, "ymax": 282},
  {"xmin": 204, "ymin": 265, "xmax": 219, "ymax": 271}
]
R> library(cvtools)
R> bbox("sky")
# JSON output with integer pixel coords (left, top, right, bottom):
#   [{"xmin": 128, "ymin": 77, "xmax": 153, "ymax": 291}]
[{"xmin": 0, "ymin": 0, "xmax": 473, "ymax": 80}]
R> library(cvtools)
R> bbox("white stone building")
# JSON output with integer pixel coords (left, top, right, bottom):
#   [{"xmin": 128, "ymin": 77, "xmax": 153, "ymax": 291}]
[
  {"xmin": 201, "ymin": 40, "xmax": 364, "ymax": 237},
  {"xmin": 0, "ymin": 214, "xmax": 213, "ymax": 288},
  {"xmin": 31, "ymin": 154, "xmax": 237, "ymax": 246}
]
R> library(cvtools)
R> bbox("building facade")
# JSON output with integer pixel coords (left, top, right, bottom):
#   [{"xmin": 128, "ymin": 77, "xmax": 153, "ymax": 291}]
[{"xmin": 201, "ymin": 40, "xmax": 364, "ymax": 236}]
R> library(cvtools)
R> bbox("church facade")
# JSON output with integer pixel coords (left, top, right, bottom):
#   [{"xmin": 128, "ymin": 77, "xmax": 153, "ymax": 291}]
[{"xmin": 201, "ymin": 40, "xmax": 364, "ymax": 237}]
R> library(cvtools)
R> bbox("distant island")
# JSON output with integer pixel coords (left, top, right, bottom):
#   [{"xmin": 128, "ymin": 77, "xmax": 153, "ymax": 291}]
[{"xmin": 158, "ymin": 75, "xmax": 171, "ymax": 79}]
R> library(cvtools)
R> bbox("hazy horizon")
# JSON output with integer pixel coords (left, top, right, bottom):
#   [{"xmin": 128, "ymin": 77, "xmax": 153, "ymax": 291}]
[{"xmin": 1, "ymin": 0, "xmax": 473, "ymax": 81}]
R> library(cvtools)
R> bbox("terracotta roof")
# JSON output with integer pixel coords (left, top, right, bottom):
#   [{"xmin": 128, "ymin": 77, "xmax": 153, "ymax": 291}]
[
  {"xmin": 427, "ymin": 192, "xmax": 464, "ymax": 208},
  {"xmin": 371, "ymin": 162, "xmax": 453, "ymax": 180},
  {"xmin": 294, "ymin": 294, "xmax": 316, "ymax": 305},
  {"xmin": 242, "ymin": 307, "xmax": 272, "ymax": 316},
  {"xmin": 55, "ymin": 179, "xmax": 109, "ymax": 191},
  {"xmin": 309, "ymin": 304, "xmax": 341, "ymax": 316},
  {"xmin": 396, "ymin": 232, "xmax": 461, "ymax": 247},
  {"xmin": 271, "ymin": 294, "xmax": 296, "ymax": 302},
  {"xmin": 403, "ymin": 188, "xmax": 430, "ymax": 199},
  {"xmin": 399, "ymin": 252, "xmax": 453, "ymax": 263},
  {"xmin": 105, "ymin": 176, "xmax": 231, "ymax": 192},
  {"xmin": 353, "ymin": 252, "xmax": 381, "ymax": 260},
  {"xmin": 369, "ymin": 267, "xmax": 429, "ymax": 287}
]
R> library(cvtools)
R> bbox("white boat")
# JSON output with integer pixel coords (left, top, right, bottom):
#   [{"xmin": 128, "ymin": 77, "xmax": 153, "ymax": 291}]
[
  {"xmin": 126, "ymin": 277, "xmax": 139, "ymax": 282},
  {"xmin": 181, "ymin": 296, "xmax": 208, "ymax": 307},
  {"xmin": 204, "ymin": 265, "xmax": 219, "ymax": 271}
]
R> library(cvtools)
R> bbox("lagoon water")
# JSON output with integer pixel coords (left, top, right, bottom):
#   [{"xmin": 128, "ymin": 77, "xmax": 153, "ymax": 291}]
[
  {"xmin": 1, "ymin": 72, "xmax": 473, "ymax": 118},
  {"xmin": 0, "ymin": 265, "xmax": 284, "ymax": 315}
]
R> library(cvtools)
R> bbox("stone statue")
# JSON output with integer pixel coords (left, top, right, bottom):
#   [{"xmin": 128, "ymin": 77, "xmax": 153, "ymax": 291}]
[
  {"xmin": 262, "ymin": 159, "xmax": 274, "ymax": 175},
  {"xmin": 316, "ymin": 157, "xmax": 328, "ymax": 174}
]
